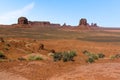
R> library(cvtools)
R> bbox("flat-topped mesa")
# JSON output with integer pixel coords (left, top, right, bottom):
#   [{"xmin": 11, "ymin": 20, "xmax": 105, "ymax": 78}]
[
  {"xmin": 29, "ymin": 21, "xmax": 51, "ymax": 27},
  {"xmin": 29, "ymin": 21, "xmax": 61, "ymax": 27}
]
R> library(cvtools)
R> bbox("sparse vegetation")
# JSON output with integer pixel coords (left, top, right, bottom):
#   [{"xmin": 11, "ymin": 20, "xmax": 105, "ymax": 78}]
[
  {"xmin": 110, "ymin": 54, "xmax": 120, "ymax": 59},
  {"xmin": 52, "ymin": 50, "xmax": 77, "ymax": 62},
  {"xmin": 86, "ymin": 57, "xmax": 95, "ymax": 63},
  {"xmin": 28, "ymin": 55, "xmax": 43, "ymax": 61},
  {"xmin": 18, "ymin": 57, "xmax": 26, "ymax": 61},
  {"xmin": 52, "ymin": 52, "xmax": 62, "ymax": 61},
  {"xmin": 98, "ymin": 53, "xmax": 105, "ymax": 58},
  {"xmin": 83, "ymin": 50, "xmax": 105, "ymax": 63}
]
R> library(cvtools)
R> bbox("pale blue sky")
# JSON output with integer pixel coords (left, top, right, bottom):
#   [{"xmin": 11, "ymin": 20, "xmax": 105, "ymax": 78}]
[{"xmin": 0, "ymin": 0, "xmax": 120, "ymax": 27}]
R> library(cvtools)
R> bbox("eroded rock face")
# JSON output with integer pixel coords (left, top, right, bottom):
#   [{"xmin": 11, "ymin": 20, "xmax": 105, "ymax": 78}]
[
  {"xmin": 18, "ymin": 17, "xmax": 28, "ymax": 24},
  {"xmin": 79, "ymin": 18, "xmax": 87, "ymax": 26}
]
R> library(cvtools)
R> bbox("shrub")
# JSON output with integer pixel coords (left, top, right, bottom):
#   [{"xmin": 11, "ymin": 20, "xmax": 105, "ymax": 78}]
[
  {"xmin": 18, "ymin": 57, "xmax": 26, "ymax": 61},
  {"xmin": 52, "ymin": 50, "xmax": 77, "ymax": 62},
  {"xmin": 52, "ymin": 52, "xmax": 62, "ymax": 61},
  {"xmin": 115, "ymin": 54, "xmax": 120, "ymax": 58},
  {"xmin": 83, "ymin": 50, "xmax": 90, "ymax": 55},
  {"xmin": 83, "ymin": 50, "xmax": 105, "ymax": 63},
  {"xmin": 62, "ymin": 51, "xmax": 77, "ymax": 62},
  {"xmin": 90, "ymin": 54, "xmax": 99, "ymax": 60},
  {"xmin": 28, "ymin": 55, "xmax": 43, "ymax": 61},
  {"xmin": 0, "ymin": 51, "xmax": 6, "ymax": 59},
  {"xmin": 86, "ymin": 57, "xmax": 95, "ymax": 63},
  {"xmin": 110, "ymin": 54, "xmax": 120, "ymax": 59},
  {"xmin": 98, "ymin": 53, "xmax": 105, "ymax": 58}
]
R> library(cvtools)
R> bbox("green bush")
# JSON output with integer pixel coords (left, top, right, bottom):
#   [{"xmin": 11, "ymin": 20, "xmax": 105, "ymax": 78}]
[
  {"xmin": 62, "ymin": 51, "xmax": 77, "ymax": 62},
  {"xmin": 110, "ymin": 54, "xmax": 120, "ymax": 59},
  {"xmin": 52, "ymin": 51, "xmax": 77, "ymax": 62},
  {"xmin": 52, "ymin": 52, "xmax": 62, "ymax": 61},
  {"xmin": 83, "ymin": 50, "xmax": 105, "ymax": 63},
  {"xmin": 86, "ymin": 57, "xmax": 95, "ymax": 63},
  {"xmin": 28, "ymin": 55, "xmax": 43, "ymax": 61},
  {"xmin": 90, "ymin": 54, "xmax": 99, "ymax": 60}
]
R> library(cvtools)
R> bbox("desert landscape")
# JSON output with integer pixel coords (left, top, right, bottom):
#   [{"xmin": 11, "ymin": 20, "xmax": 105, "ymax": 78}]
[{"xmin": 0, "ymin": 17, "xmax": 120, "ymax": 80}]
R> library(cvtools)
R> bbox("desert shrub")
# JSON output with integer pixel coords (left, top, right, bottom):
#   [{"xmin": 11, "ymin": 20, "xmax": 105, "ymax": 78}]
[
  {"xmin": 52, "ymin": 52, "xmax": 62, "ymax": 61},
  {"xmin": 0, "ymin": 51, "xmax": 6, "ymax": 59},
  {"xmin": 52, "ymin": 51, "xmax": 77, "ymax": 62},
  {"xmin": 115, "ymin": 54, "xmax": 120, "ymax": 58},
  {"xmin": 110, "ymin": 54, "xmax": 120, "ymax": 59},
  {"xmin": 83, "ymin": 50, "xmax": 89, "ymax": 54},
  {"xmin": 83, "ymin": 50, "xmax": 105, "ymax": 63},
  {"xmin": 18, "ymin": 57, "xmax": 26, "ymax": 61},
  {"xmin": 62, "ymin": 51, "xmax": 77, "ymax": 62},
  {"xmin": 86, "ymin": 57, "xmax": 95, "ymax": 63},
  {"xmin": 98, "ymin": 53, "xmax": 105, "ymax": 58},
  {"xmin": 90, "ymin": 54, "xmax": 99, "ymax": 60},
  {"xmin": 28, "ymin": 55, "xmax": 43, "ymax": 61}
]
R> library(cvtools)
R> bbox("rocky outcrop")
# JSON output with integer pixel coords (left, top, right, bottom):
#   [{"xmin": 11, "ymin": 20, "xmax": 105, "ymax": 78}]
[
  {"xmin": 18, "ymin": 17, "xmax": 28, "ymax": 24},
  {"xmin": 79, "ymin": 18, "xmax": 88, "ymax": 26},
  {"xmin": 12, "ymin": 17, "xmax": 30, "ymax": 28},
  {"xmin": 77, "ymin": 18, "xmax": 90, "ymax": 30}
]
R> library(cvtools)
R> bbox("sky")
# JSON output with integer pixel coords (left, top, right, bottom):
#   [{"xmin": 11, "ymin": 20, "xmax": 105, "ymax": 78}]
[{"xmin": 0, "ymin": 0, "xmax": 120, "ymax": 27}]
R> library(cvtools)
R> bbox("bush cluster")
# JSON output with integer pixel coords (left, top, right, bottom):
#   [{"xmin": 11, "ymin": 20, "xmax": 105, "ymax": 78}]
[
  {"xmin": 110, "ymin": 54, "xmax": 120, "ymax": 59},
  {"xmin": 83, "ymin": 50, "xmax": 105, "ymax": 63},
  {"xmin": 52, "ymin": 51, "xmax": 77, "ymax": 62}
]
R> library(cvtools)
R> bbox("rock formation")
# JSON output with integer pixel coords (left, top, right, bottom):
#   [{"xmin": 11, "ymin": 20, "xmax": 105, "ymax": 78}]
[
  {"xmin": 12, "ymin": 17, "xmax": 30, "ymax": 28},
  {"xmin": 79, "ymin": 18, "xmax": 87, "ymax": 26},
  {"xmin": 62, "ymin": 23, "xmax": 67, "ymax": 27},
  {"xmin": 78, "ymin": 18, "xmax": 90, "ymax": 30},
  {"xmin": 18, "ymin": 17, "xmax": 28, "ymax": 24}
]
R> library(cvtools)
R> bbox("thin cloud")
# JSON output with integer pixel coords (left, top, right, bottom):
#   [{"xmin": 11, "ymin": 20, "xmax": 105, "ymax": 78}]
[{"xmin": 0, "ymin": 2, "xmax": 35, "ymax": 24}]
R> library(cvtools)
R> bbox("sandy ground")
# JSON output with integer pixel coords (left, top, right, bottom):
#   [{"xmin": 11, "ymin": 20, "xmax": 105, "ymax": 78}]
[
  {"xmin": 0, "ymin": 62, "xmax": 120, "ymax": 80},
  {"xmin": 50, "ymin": 63, "xmax": 120, "ymax": 80},
  {"xmin": 0, "ymin": 39, "xmax": 120, "ymax": 80},
  {"xmin": 0, "ymin": 71, "xmax": 28, "ymax": 80}
]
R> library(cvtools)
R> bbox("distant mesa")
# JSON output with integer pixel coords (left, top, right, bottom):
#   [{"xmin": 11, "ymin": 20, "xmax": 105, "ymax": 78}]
[
  {"xmin": 18, "ymin": 17, "xmax": 28, "ymax": 24},
  {"xmin": 12, "ymin": 17, "xmax": 30, "ymax": 28},
  {"xmin": 76, "ymin": 18, "xmax": 99, "ymax": 30},
  {"xmin": 79, "ymin": 18, "xmax": 88, "ymax": 26},
  {"xmin": 77, "ymin": 18, "xmax": 90, "ymax": 30},
  {"xmin": 0, "ymin": 16, "xmax": 100, "ymax": 30}
]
